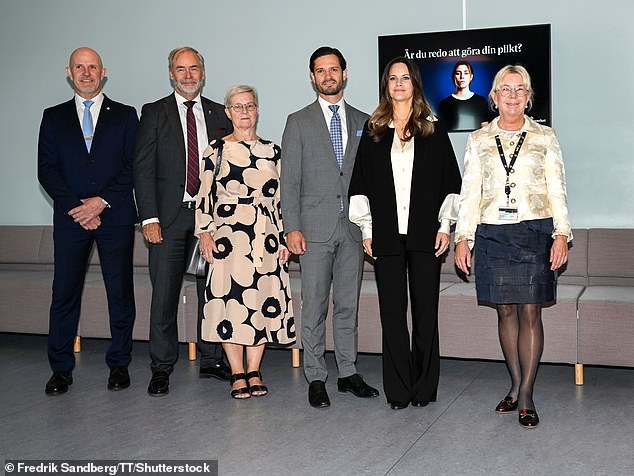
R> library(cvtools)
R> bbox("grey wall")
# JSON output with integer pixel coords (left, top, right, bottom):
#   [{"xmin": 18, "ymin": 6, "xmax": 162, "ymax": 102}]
[{"xmin": 1, "ymin": 0, "xmax": 632, "ymax": 228}]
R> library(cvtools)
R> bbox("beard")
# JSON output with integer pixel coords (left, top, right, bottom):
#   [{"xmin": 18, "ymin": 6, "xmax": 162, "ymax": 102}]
[
  {"xmin": 173, "ymin": 79, "xmax": 203, "ymax": 97},
  {"xmin": 315, "ymin": 80, "xmax": 343, "ymax": 97}
]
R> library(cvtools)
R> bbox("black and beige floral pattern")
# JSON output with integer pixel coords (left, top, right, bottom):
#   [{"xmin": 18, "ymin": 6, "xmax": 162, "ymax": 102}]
[{"xmin": 195, "ymin": 139, "xmax": 295, "ymax": 345}]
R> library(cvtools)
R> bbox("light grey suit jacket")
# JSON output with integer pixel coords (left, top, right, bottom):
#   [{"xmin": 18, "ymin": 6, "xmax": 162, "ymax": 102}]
[{"xmin": 281, "ymin": 100, "xmax": 369, "ymax": 243}]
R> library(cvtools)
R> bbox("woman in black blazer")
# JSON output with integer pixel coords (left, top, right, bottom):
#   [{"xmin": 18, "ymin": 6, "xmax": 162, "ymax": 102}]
[{"xmin": 349, "ymin": 57, "xmax": 462, "ymax": 410}]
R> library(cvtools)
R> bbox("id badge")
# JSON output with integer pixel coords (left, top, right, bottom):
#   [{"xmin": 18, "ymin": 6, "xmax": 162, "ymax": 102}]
[{"xmin": 498, "ymin": 207, "xmax": 518, "ymax": 222}]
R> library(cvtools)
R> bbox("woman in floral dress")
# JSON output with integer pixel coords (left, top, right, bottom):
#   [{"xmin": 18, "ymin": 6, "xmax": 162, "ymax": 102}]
[{"xmin": 196, "ymin": 85, "xmax": 295, "ymax": 399}]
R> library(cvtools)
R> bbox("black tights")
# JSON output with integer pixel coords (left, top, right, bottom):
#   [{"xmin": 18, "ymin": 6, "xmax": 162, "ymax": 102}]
[{"xmin": 497, "ymin": 303, "xmax": 543, "ymax": 410}]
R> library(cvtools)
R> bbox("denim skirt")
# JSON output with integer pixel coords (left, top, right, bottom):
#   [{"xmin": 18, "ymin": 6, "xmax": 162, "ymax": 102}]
[{"xmin": 474, "ymin": 218, "xmax": 556, "ymax": 304}]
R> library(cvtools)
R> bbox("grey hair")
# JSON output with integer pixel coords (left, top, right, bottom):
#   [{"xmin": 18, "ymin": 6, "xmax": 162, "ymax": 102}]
[
  {"xmin": 488, "ymin": 64, "xmax": 534, "ymax": 111},
  {"xmin": 168, "ymin": 46, "xmax": 205, "ymax": 71},
  {"xmin": 224, "ymin": 85, "xmax": 259, "ymax": 107}
]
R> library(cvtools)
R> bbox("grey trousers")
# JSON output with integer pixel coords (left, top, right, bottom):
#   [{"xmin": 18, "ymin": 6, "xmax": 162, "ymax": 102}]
[{"xmin": 299, "ymin": 215, "xmax": 364, "ymax": 382}]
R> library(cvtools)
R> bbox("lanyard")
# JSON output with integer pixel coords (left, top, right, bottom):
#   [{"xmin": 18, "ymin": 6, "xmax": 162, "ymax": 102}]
[{"xmin": 494, "ymin": 131, "xmax": 527, "ymax": 206}]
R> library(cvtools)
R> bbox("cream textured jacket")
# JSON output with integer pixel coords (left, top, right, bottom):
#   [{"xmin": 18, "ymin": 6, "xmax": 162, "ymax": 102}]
[{"xmin": 454, "ymin": 115, "xmax": 572, "ymax": 246}]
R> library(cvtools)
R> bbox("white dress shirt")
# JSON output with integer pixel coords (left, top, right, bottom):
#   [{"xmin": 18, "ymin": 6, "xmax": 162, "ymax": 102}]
[
  {"xmin": 391, "ymin": 128, "xmax": 415, "ymax": 234},
  {"xmin": 74, "ymin": 92, "xmax": 104, "ymax": 130}
]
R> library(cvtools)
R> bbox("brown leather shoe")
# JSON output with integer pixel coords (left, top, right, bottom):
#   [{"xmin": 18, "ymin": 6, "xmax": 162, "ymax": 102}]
[{"xmin": 495, "ymin": 395, "xmax": 518, "ymax": 413}]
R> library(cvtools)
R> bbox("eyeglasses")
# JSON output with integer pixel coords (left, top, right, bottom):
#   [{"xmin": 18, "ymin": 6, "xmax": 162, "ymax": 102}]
[
  {"xmin": 497, "ymin": 86, "xmax": 529, "ymax": 97},
  {"xmin": 228, "ymin": 103, "xmax": 257, "ymax": 112}
]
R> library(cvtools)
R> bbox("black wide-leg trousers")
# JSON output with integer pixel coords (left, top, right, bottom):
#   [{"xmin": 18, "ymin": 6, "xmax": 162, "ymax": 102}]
[{"xmin": 374, "ymin": 239, "xmax": 441, "ymax": 405}]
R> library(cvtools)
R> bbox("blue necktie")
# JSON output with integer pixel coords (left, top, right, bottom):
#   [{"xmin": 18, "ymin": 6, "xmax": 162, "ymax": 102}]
[
  {"xmin": 329, "ymin": 105, "xmax": 344, "ymax": 169},
  {"xmin": 82, "ymin": 100, "xmax": 94, "ymax": 152},
  {"xmin": 329, "ymin": 105, "xmax": 344, "ymax": 211}
]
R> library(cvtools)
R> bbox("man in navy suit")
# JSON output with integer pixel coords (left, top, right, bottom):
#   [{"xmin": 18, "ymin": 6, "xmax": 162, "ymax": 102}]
[{"xmin": 38, "ymin": 47, "xmax": 138, "ymax": 395}]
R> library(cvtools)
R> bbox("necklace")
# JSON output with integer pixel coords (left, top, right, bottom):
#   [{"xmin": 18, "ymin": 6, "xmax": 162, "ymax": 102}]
[{"xmin": 393, "ymin": 112, "xmax": 411, "ymax": 143}]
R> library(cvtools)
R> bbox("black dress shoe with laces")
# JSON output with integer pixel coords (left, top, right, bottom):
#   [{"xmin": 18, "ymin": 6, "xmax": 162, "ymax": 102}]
[
  {"xmin": 308, "ymin": 380, "xmax": 330, "ymax": 408},
  {"xmin": 199, "ymin": 361, "xmax": 231, "ymax": 380},
  {"xmin": 45, "ymin": 373, "xmax": 73, "ymax": 396},
  {"xmin": 337, "ymin": 373, "xmax": 379, "ymax": 398},
  {"xmin": 148, "ymin": 370, "xmax": 169, "ymax": 396},
  {"xmin": 108, "ymin": 366, "xmax": 130, "ymax": 391}
]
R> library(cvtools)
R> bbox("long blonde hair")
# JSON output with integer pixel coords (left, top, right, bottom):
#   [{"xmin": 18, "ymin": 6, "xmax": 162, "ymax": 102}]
[{"xmin": 369, "ymin": 57, "xmax": 434, "ymax": 142}]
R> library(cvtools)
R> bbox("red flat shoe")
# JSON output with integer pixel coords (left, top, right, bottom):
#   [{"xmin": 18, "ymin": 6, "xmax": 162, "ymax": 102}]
[
  {"xmin": 519, "ymin": 409, "xmax": 540, "ymax": 428},
  {"xmin": 495, "ymin": 395, "xmax": 518, "ymax": 413}
]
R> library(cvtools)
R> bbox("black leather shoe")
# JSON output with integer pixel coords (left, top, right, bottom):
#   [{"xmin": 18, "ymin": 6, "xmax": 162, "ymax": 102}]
[
  {"xmin": 519, "ymin": 409, "xmax": 540, "ymax": 428},
  {"xmin": 148, "ymin": 371, "xmax": 169, "ymax": 396},
  {"xmin": 337, "ymin": 373, "xmax": 379, "ymax": 398},
  {"xmin": 108, "ymin": 366, "xmax": 130, "ymax": 391},
  {"xmin": 45, "ymin": 373, "xmax": 73, "ymax": 396},
  {"xmin": 411, "ymin": 400, "xmax": 430, "ymax": 407},
  {"xmin": 199, "ymin": 361, "xmax": 231, "ymax": 381},
  {"xmin": 390, "ymin": 401, "xmax": 409, "ymax": 410},
  {"xmin": 308, "ymin": 380, "xmax": 330, "ymax": 408}
]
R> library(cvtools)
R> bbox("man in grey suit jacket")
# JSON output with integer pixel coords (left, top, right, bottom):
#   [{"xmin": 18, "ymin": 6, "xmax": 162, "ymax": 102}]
[
  {"xmin": 134, "ymin": 46, "xmax": 232, "ymax": 396},
  {"xmin": 281, "ymin": 46, "xmax": 379, "ymax": 408}
]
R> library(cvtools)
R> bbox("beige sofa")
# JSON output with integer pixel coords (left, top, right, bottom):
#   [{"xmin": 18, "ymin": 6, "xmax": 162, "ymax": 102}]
[
  {"xmin": 0, "ymin": 226, "xmax": 197, "ymax": 359},
  {"xmin": 1, "ymin": 226, "xmax": 633, "ymax": 383}
]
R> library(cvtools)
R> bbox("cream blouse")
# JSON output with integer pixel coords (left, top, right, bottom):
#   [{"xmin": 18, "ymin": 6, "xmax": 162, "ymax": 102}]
[{"xmin": 454, "ymin": 115, "xmax": 572, "ymax": 247}]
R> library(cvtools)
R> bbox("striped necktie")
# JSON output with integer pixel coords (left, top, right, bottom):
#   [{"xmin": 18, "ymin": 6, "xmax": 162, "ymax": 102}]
[{"xmin": 184, "ymin": 100, "xmax": 200, "ymax": 197}]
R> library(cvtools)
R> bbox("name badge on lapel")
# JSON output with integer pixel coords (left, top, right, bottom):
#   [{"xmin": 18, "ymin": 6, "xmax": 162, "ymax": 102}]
[{"xmin": 356, "ymin": 129, "xmax": 363, "ymax": 137}]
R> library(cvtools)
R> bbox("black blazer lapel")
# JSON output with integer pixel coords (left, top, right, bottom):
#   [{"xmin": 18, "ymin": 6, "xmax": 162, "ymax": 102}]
[{"xmin": 163, "ymin": 95, "xmax": 186, "ymax": 160}]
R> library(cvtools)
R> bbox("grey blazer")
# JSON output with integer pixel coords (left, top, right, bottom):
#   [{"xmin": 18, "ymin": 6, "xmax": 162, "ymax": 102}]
[{"xmin": 281, "ymin": 100, "xmax": 369, "ymax": 243}]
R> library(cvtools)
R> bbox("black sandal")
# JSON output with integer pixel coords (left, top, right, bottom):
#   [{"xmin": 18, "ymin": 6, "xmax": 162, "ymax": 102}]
[
  {"xmin": 246, "ymin": 370, "xmax": 268, "ymax": 397},
  {"xmin": 230, "ymin": 373, "xmax": 250, "ymax": 399}
]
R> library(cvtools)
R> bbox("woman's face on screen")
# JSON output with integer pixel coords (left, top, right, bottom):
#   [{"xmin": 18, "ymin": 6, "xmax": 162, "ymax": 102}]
[{"xmin": 454, "ymin": 64, "xmax": 472, "ymax": 90}]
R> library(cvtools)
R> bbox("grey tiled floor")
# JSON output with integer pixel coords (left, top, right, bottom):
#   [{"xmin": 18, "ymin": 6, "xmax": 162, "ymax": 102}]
[{"xmin": 1, "ymin": 333, "xmax": 633, "ymax": 476}]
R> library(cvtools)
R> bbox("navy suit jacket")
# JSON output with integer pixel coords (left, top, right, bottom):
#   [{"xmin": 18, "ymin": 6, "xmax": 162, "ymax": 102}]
[{"xmin": 38, "ymin": 95, "xmax": 139, "ymax": 228}]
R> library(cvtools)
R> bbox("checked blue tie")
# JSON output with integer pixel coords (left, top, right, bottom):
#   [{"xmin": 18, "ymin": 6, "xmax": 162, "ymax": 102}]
[
  {"xmin": 329, "ymin": 105, "xmax": 344, "ymax": 169},
  {"xmin": 82, "ymin": 100, "xmax": 94, "ymax": 152},
  {"xmin": 329, "ymin": 105, "xmax": 344, "ymax": 211}
]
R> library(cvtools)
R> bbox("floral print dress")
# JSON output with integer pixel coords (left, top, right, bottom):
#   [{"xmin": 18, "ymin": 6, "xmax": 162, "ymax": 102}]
[{"xmin": 195, "ymin": 139, "xmax": 295, "ymax": 346}]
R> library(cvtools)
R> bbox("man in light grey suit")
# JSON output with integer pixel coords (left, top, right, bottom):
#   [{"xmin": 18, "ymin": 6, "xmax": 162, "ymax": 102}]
[{"xmin": 281, "ymin": 46, "xmax": 379, "ymax": 408}]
